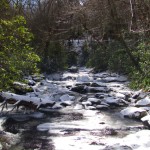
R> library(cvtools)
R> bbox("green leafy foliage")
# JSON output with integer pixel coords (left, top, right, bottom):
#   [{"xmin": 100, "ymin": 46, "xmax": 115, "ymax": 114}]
[
  {"xmin": 0, "ymin": 16, "xmax": 40, "ymax": 90},
  {"xmin": 87, "ymin": 42, "xmax": 109, "ymax": 72},
  {"xmin": 129, "ymin": 40, "xmax": 150, "ymax": 90},
  {"xmin": 42, "ymin": 41, "xmax": 67, "ymax": 73},
  {"xmin": 86, "ymin": 39, "xmax": 149, "ymax": 90}
]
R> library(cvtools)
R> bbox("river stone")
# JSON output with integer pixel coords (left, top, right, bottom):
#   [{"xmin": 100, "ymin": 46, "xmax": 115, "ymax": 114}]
[
  {"xmin": 28, "ymin": 79, "xmax": 36, "ymax": 86},
  {"xmin": 82, "ymin": 101, "xmax": 92, "ymax": 106},
  {"xmin": 94, "ymin": 72, "xmax": 110, "ymax": 78},
  {"xmin": 103, "ymin": 97, "xmax": 127, "ymax": 106},
  {"xmin": 75, "ymin": 82, "xmax": 91, "ymax": 86},
  {"xmin": 52, "ymin": 103, "xmax": 64, "ymax": 109},
  {"xmin": 71, "ymin": 85, "xmax": 87, "ymax": 94},
  {"xmin": 60, "ymin": 101, "xmax": 74, "ymax": 107},
  {"xmin": 135, "ymin": 96, "xmax": 150, "ymax": 107},
  {"xmin": 37, "ymin": 123, "xmax": 51, "ymax": 131},
  {"xmin": 68, "ymin": 66, "xmax": 78, "ymax": 73},
  {"xmin": 86, "ymin": 106, "xmax": 96, "ymax": 110},
  {"xmin": 77, "ymin": 75, "xmax": 93, "ymax": 82},
  {"xmin": 88, "ymin": 87, "xmax": 110, "ymax": 93},
  {"xmin": 13, "ymin": 82, "xmax": 33, "ymax": 94},
  {"xmin": 90, "ymin": 82, "xmax": 107, "ymax": 87},
  {"xmin": 96, "ymin": 105, "xmax": 109, "ymax": 110},
  {"xmin": 132, "ymin": 89, "xmax": 143, "ymax": 99},
  {"xmin": 141, "ymin": 115, "xmax": 150, "ymax": 128},
  {"xmin": 95, "ymin": 93, "xmax": 109, "ymax": 99},
  {"xmin": 121, "ymin": 107, "xmax": 147, "ymax": 119},
  {"xmin": 87, "ymin": 98, "xmax": 101, "ymax": 105},
  {"xmin": 74, "ymin": 104, "xmax": 84, "ymax": 110},
  {"xmin": 103, "ymin": 76, "xmax": 127, "ymax": 82},
  {"xmin": 60, "ymin": 94, "xmax": 75, "ymax": 101},
  {"xmin": 112, "ymin": 92, "xmax": 126, "ymax": 99}
]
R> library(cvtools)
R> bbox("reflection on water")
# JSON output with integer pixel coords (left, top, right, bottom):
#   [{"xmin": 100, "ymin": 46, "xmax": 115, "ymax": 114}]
[{"xmin": 3, "ymin": 108, "xmax": 143, "ymax": 150}]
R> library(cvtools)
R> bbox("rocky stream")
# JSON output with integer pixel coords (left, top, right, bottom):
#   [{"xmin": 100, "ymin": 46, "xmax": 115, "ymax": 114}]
[{"xmin": 0, "ymin": 67, "xmax": 150, "ymax": 150}]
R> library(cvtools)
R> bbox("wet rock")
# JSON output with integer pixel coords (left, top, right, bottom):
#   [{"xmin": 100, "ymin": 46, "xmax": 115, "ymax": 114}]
[
  {"xmin": 77, "ymin": 75, "xmax": 93, "ymax": 82},
  {"xmin": 94, "ymin": 72, "xmax": 110, "ymax": 78},
  {"xmin": 75, "ymin": 82, "xmax": 91, "ymax": 86},
  {"xmin": 96, "ymin": 105, "xmax": 109, "ymax": 110},
  {"xmin": 103, "ymin": 97, "xmax": 128, "ymax": 106},
  {"xmin": 13, "ymin": 82, "xmax": 33, "ymax": 94},
  {"xmin": 141, "ymin": 115, "xmax": 150, "ymax": 128},
  {"xmin": 47, "ymin": 73, "xmax": 62, "ymax": 81},
  {"xmin": 132, "ymin": 89, "xmax": 143, "ymax": 99},
  {"xmin": 87, "ymin": 98, "xmax": 101, "ymax": 105},
  {"xmin": 37, "ymin": 123, "xmax": 51, "ymax": 132},
  {"xmin": 71, "ymin": 85, "xmax": 87, "ymax": 94},
  {"xmin": 112, "ymin": 92, "xmax": 126, "ymax": 99},
  {"xmin": 74, "ymin": 104, "xmax": 84, "ymax": 110},
  {"xmin": 88, "ymin": 87, "xmax": 110, "ymax": 93},
  {"xmin": 95, "ymin": 93, "xmax": 109, "ymax": 99},
  {"xmin": 77, "ymin": 95, "xmax": 87, "ymax": 102},
  {"xmin": 52, "ymin": 103, "xmax": 64, "ymax": 109},
  {"xmin": 60, "ymin": 101, "xmax": 74, "ymax": 107},
  {"xmin": 135, "ymin": 96, "xmax": 150, "ymax": 107},
  {"xmin": 68, "ymin": 66, "xmax": 78, "ymax": 73},
  {"xmin": 86, "ymin": 106, "xmax": 96, "ymax": 110},
  {"xmin": 103, "ymin": 76, "xmax": 127, "ymax": 82},
  {"xmin": 90, "ymin": 82, "xmax": 107, "ymax": 87},
  {"xmin": 60, "ymin": 94, "xmax": 75, "ymax": 101},
  {"xmin": 28, "ymin": 80, "xmax": 36, "ymax": 86},
  {"xmin": 121, "ymin": 107, "xmax": 147, "ymax": 119},
  {"xmin": 82, "ymin": 101, "xmax": 92, "ymax": 106}
]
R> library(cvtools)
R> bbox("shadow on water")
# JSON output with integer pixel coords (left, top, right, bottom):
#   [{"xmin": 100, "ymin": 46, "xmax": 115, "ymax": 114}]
[{"xmin": 2, "ymin": 110, "xmax": 84, "ymax": 150}]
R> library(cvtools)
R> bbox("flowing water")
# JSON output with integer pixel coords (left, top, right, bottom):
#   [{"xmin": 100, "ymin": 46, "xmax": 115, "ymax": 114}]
[{"xmin": 0, "ymin": 68, "xmax": 146, "ymax": 150}]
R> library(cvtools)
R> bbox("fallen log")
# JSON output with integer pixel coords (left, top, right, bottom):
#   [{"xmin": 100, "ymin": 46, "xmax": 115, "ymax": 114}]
[{"xmin": 0, "ymin": 92, "xmax": 55, "ymax": 113}]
